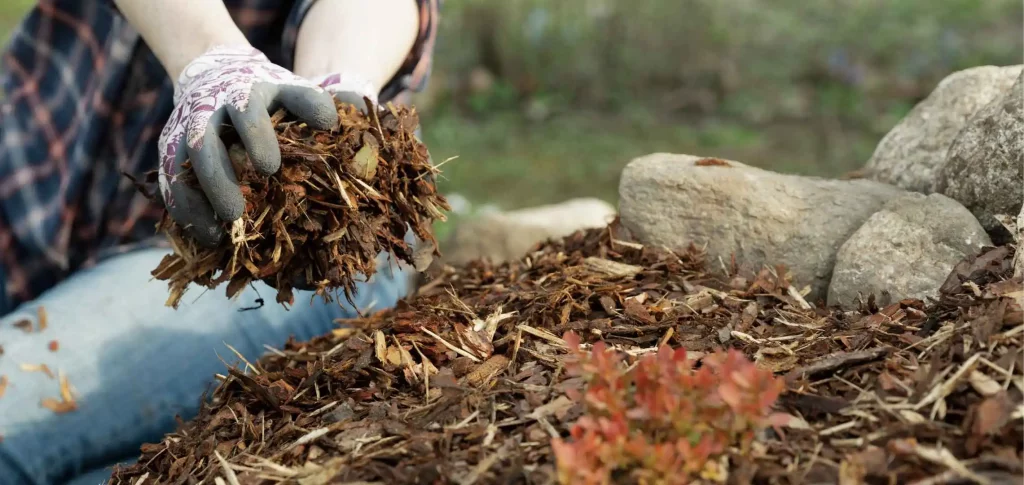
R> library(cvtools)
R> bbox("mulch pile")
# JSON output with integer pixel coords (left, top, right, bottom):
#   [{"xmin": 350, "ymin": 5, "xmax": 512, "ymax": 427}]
[
  {"xmin": 150, "ymin": 100, "xmax": 448, "ymax": 308},
  {"xmin": 113, "ymin": 222, "xmax": 1023, "ymax": 484}
]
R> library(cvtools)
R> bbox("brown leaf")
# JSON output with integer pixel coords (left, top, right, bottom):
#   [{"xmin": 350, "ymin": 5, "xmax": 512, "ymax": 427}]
[
  {"xmin": 970, "ymin": 392, "xmax": 1014, "ymax": 438},
  {"xmin": 48, "ymin": 340, "xmax": 59, "ymax": 352},
  {"xmin": 0, "ymin": 375, "xmax": 7, "ymax": 399},
  {"xmin": 694, "ymin": 157, "xmax": 731, "ymax": 167},
  {"xmin": 878, "ymin": 371, "xmax": 905, "ymax": 393},
  {"xmin": 350, "ymin": 135, "xmax": 379, "ymax": 181},
  {"xmin": 986, "ymin": 278, "xmax": 1022, "ymax": 297},
  {"xmin": 623, "ymin": 297, "xmax": 655, "ymax": 324}
]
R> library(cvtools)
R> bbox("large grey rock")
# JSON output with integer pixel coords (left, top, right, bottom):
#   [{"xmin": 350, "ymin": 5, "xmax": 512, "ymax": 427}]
[
  {"xmin": 864, "ymin": 65, "xmax": 1022, "ymax": 193},
  {"xmin": 442, "ymin": 198, "xmax": 616, "ymax": 266},
  {"xmin": 618, "ymin": 153, "xmax": 906, "ymax": 300},
  {"xmin": 828, "ymin": 193, "xmax": 991, "ymax": 307},
  {"xmin": 935, "ymin": 69, "xmax": 1024, "ymax": 240}
]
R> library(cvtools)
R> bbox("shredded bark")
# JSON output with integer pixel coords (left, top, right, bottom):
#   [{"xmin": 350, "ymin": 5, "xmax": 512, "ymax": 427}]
[
  {"xmin": 150, "ymin": 100, "xmax": 449, "ymax": 308},
  {"xmin": 113, "ymin": 222, "xmax": 1023, "ymax": 484}
]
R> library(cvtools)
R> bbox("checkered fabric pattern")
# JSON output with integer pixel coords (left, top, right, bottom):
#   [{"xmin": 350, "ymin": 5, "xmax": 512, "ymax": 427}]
[{"xmin": 0, "ymin": 0, "xmax": 440, "ymax": 308}]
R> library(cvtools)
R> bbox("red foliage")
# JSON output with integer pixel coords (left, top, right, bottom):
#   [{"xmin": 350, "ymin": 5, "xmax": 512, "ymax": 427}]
[{"xmin": 552, "ymin": 333, "xmax": 785, "ymax": 484}]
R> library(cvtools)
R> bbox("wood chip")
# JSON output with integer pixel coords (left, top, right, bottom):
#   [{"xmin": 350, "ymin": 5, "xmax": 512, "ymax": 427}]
[
  {"xmin": 106, "ymin": 229, "xmax": 1023, "ymax": 485},
  {"xmin": 465, "ymin": 355, "xmax": 510, "ymax": 387},
  {"xmin": 582, "ymin": 257, "xmax": 642, "ymax": 278},
  {"xmin": 789, "ymin": 348, "xmax": 891, "ymax": 380},
  {"xmin": 37, "ymin": 306, "xmax": 48, "ymax": 331},
  {"xmin": 20, "ymin": 363, "xmax": 55, "ymax": 379},
  {"xmin": 12, "ymin": 319, "xmax": 32, "ymax": 333}
]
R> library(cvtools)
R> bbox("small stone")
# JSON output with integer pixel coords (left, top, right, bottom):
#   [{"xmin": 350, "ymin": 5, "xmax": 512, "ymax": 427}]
[
  {"xmin": 322, "ymin": 403, "xmax": 356, "ymax": 424},
  {"xmin": 828, "ymin": 193, "xmax": 991, "ymax": 307},
  {"xmin": 442, "ymin": 198, "xmax": 615, "ymax": 266},
  {"xmin": 618, "ymin": 153, "xmax": 906, "ymax": 301},
  {"xmin": 935, "ymin": 69, "xmax": 1024, "ymax": 241},
  {"xmin": 717, "ymin": 326, "xmax": 732, "ymax": 344},
  {"xmin": 864, "ymin": 65, "xmax": 1022, "ymax": 193}
]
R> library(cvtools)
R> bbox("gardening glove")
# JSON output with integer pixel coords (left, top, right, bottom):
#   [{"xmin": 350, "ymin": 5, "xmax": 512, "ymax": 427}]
[
  {"xmin": 158, "ymin": 45, "xmax": 339, "ymax": 248},
  {"xmin": 311, "ymin": 71, "xmax": 381, "ymax": 110}
]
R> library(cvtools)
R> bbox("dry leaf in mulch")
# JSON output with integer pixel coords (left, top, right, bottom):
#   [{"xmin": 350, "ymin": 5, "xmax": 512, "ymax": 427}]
[
  {"xmin": 113, "ymin": 224, "xmax": 1023, "ymax": 485},
  {"xmin": 148, "ymin": 99, "xmax": 449, "ymax": 308}
]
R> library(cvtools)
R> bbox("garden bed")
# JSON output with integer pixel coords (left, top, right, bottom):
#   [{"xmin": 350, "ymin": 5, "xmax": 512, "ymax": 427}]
[{"xmin": 113, "ymin": 222, "xmax": 1023, "ymax": 484}]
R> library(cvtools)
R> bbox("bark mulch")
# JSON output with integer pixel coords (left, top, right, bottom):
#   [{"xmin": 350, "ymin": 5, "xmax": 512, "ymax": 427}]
[{"xmin": 112, "ymin": 222, "xmax": 1023, "ymax": 485}]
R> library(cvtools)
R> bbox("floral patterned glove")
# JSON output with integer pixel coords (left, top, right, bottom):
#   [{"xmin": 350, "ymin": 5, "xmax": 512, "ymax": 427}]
[
  {"xmin": 311, "ymin": 72, "xmax": 380, "ymax": 110},
  {"xmin": 158, "ymin": 45, "xmax": 339, "ymax": 247}
]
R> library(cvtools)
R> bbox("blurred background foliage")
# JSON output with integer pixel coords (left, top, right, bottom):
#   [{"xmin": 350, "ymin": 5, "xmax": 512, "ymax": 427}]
[
  {"xmin": 2, "ymin": 0, "xmax": 1022, "ymax": 213},
  {"xmin": 415, "ymin": 0, "xmax": 1021, "ymax": 211}
]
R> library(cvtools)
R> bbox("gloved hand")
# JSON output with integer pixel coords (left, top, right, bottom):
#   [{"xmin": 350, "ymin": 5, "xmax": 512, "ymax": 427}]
[
  {"xmin": 158, "ymin": 44, "xmax": 339, "ymax": 247},
  {"xmin": 311, "ymin": 72, "xmax": 380, "ymax": 109}
]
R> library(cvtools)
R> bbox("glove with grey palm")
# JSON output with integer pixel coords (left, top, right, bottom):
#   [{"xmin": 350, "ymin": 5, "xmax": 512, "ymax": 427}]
[{"xmin": 157, "ymin": 44, "xmax": 339, "ymax": 248}]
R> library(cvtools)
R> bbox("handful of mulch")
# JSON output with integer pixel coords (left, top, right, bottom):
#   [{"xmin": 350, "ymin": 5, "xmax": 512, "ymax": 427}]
[{"xmin": 150, "ymin": 100, "xmax": 449, "ymax": 308}]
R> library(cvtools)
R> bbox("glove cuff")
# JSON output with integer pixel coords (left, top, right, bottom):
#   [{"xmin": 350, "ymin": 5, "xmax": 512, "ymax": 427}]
[
  {"xmin": 311, "ymin": 72, "xmax": 380, "ymax": 108},
  {"xmin": 172, "ymin": 44, "xmax": 269, "ymax": 105}
]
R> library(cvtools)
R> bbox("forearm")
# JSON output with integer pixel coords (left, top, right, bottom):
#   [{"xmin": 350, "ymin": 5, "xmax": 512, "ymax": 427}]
[
  {"xmin": 292, "ymin": 0, "xmax": 419, "ymax": 92},
  {"xmin": 114, "ymin": 0, "xmax": 249, "ymax": 79}
]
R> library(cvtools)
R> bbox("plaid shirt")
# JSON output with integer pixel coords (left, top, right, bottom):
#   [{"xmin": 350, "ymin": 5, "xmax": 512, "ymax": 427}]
[{"xmin": 0, "ymin": 0, "xmax": 440, "ymax": 310}]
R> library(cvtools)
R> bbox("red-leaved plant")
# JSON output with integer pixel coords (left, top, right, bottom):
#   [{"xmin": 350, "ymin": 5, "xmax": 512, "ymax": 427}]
[{"xmin": 551, "ymin": 332, "xmax": 787, "ymax": 485}]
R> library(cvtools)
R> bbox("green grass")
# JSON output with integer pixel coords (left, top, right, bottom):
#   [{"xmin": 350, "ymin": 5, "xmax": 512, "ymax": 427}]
[
  {"xmin": 421, "ymin": 108, "xmax": 879, "ymax": 211},
  {"xmin": 0, "ymin": 0, "xmax": 30, "ymax": 44}
]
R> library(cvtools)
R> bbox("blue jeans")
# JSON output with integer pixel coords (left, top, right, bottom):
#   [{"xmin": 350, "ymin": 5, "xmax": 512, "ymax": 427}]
[{"xmin": 0, "ymin": 247, "xmax": 413, "ymax": 485}]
